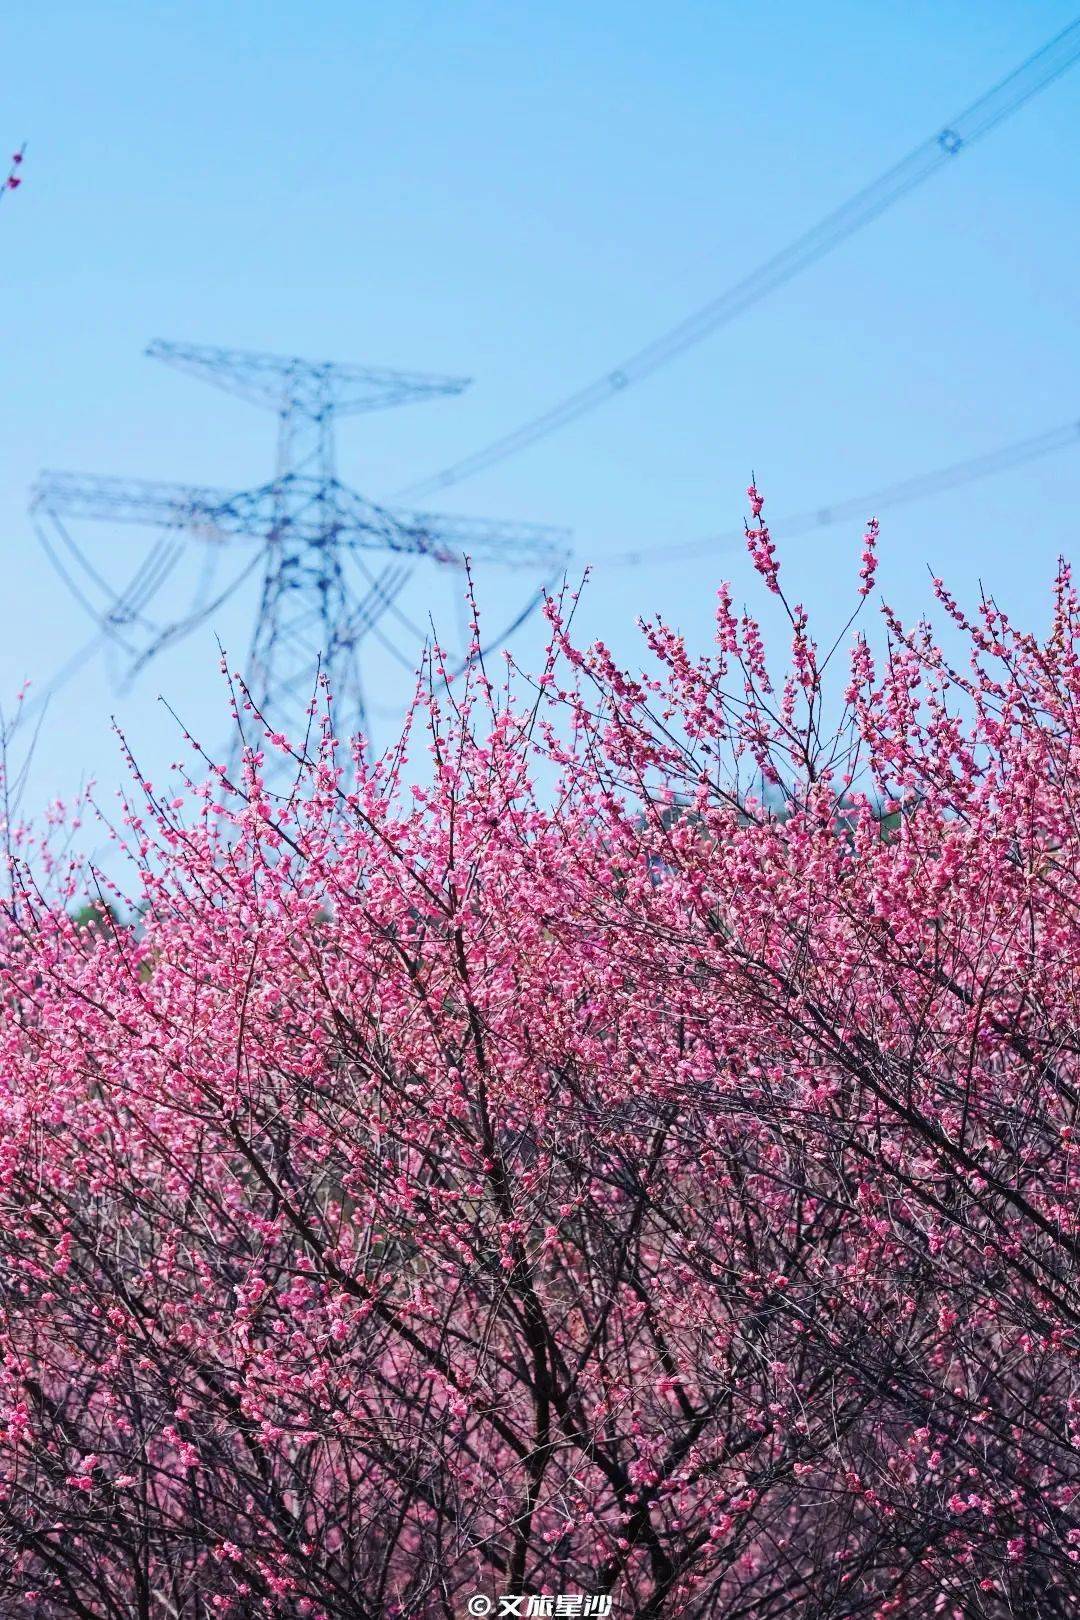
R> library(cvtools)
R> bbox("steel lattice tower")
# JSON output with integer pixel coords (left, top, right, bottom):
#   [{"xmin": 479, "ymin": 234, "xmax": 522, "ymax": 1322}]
[{"xmin": 32, "ymin": 341, "xmax": 570, "ymax": 742}]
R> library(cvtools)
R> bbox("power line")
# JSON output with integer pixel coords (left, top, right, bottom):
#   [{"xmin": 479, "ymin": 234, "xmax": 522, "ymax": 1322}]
[
  {"xmin": 605, "ymin": 417, "xmax": 1080, "ymax": 568},
  {"xmin": 396, "ymin": 17, "xmax": 1080, "ymax": 501}
]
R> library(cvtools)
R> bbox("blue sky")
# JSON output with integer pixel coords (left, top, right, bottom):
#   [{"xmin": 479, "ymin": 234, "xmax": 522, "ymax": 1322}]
[{"xmin": 2, "ymin": 0, "xmax": 1079, "ymax": 817}]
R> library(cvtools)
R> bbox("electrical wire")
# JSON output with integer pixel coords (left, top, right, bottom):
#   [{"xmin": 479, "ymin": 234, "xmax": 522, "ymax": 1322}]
[
  {"xmin": 604, "ymin": 417, "xmax": 1080, "ymax": 567},
  {"xmin": 396, "ymin": 18, "xmax": 1080, "ymax": 500}
]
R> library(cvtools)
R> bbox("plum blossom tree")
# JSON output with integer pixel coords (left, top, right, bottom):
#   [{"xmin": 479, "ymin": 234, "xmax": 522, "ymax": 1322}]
[{"xmin": 0, "ymin": 495, "xmax": 1078, "ymax": 1617}]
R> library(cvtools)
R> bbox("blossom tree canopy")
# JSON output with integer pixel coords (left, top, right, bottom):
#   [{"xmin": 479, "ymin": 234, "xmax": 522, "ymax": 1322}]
[{"xmin": 1, "ymin": 500, "xmax": 1079, "ymax": 1617}]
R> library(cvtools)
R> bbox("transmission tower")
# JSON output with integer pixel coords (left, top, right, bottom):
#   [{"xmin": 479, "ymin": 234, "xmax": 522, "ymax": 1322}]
[{"xmin": 32, "ymin": 341, "xmax": 570, "ymax": 743}]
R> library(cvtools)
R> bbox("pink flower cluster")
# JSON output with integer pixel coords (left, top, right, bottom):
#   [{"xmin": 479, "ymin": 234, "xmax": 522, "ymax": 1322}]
[{"xmin": 0, "ymin": 525, "xmax": 1078, "ymax": 1615}]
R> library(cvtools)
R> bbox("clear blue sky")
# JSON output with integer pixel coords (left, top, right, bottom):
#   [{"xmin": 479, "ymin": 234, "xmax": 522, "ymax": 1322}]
[{"xmin": 2, "ymin": 1, "xmax": 1079, "ymax": 820}]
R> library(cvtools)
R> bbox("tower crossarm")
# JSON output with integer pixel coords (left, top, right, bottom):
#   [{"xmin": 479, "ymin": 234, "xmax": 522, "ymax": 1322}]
[
  {"xmin": 146, "ymin": 340, "xmax": 471, "ymax": 418},
  {"xmin": 382, "ymin": 506, "xmax": 572, "ymax": 571},
  {"xmin": 31, "ymin": 471, "xmax": 243, "ymax": 534}
]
